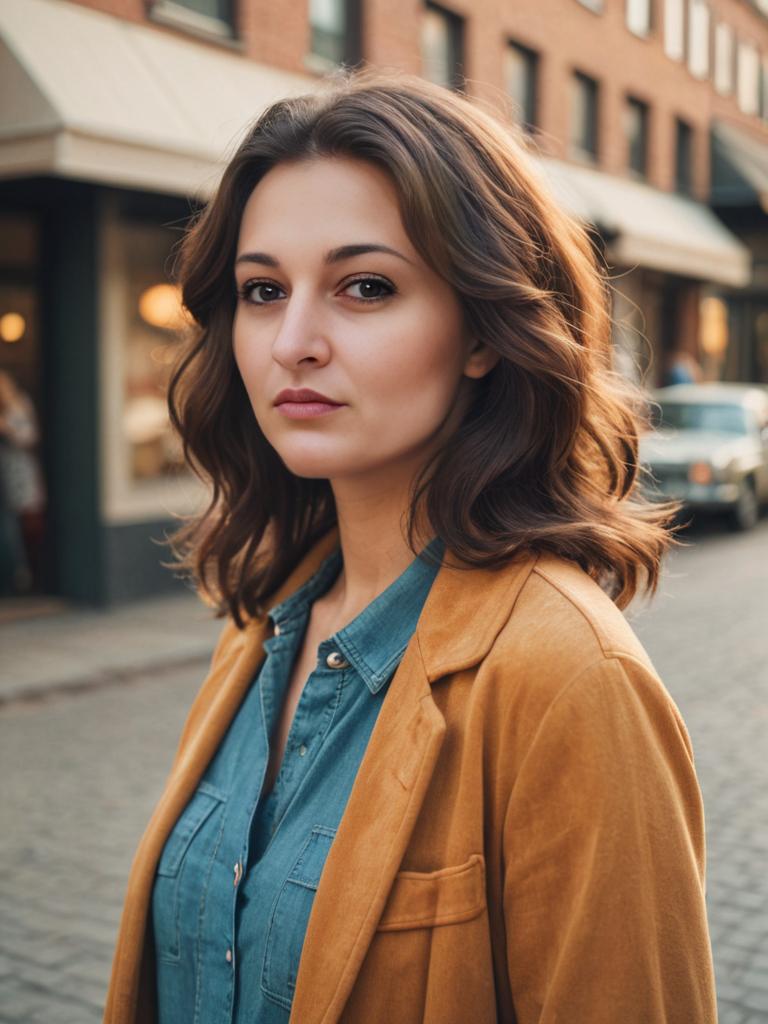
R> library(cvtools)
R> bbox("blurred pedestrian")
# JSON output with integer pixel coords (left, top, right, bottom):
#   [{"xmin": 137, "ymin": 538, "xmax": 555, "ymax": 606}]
[
  {"xmin": 105, "ymin": 70, "xmax": 717, "ymax": 1024},
  {"xmin": 664, "ymin": 347, "xmax": 703, "ymax": 386},
  {"xmin": 0, "ymin": 370, "xmax": 45, "ymax": 594}
]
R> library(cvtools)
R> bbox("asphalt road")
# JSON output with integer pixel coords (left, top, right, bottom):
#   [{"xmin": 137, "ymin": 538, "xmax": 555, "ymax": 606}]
[{"xmin": 0, "ymin": 514, "xmax": 766, "ymax": 1023}]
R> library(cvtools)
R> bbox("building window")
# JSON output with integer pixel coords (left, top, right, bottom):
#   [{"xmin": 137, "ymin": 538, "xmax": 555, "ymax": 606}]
[
  {"xmin": 714, "ymin": 22, "xmax": 734, "ymax": 94},
  {"xmin": 148, "ymin": 0, "xmax": 235, "ymax": 38},
  {"xmin": 675, "ymin": 118, "xmax": 693, "ymax": 194},
  {"xmin": 505, "ymin": 41, "xmax": 538, "ymax": 131},
  {"xmin": 626, "ymin": 0, "xmax": 652, "ymax": 37},
  {"xmin": 625, "ymin": 96, "xmax": 649, "ymax": 177},
  {"xmin": 570, "ymin": 72, "xmax": 599, "ymax": 161},
  {"xmin": 421, "ymin": 3, "xmax": 464, "ymax": 89},
  {"xmin": 737, "ymin": 41, "xmax": 760, "ymax": 116},
  {"xmin": 664, "ymin": 0, "xmax": 685, "ymax": 60},
  {"xmin": 309, "ymin": 0, "xmax": 361, "ymax": 66},
  {"xmin": 687, "ymin": 0, "xmax": 710, "ymax": 79}
]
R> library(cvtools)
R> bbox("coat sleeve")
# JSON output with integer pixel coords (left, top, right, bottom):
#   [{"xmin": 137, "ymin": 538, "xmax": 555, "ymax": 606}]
[{"xmin": 501, "ymin": 654, "xmax": 717, "ymax": 1024}]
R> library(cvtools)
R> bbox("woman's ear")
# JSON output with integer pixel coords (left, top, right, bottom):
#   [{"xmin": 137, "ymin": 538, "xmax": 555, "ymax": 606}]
[{"xmin": 463, "ymin": 339, "xmax": 501, "ymax": 380}]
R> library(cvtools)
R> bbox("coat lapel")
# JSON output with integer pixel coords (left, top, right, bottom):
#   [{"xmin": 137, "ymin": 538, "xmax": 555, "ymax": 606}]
[
  {"xmin": 289, "ymin": 633, "xmax": 445, "ymax": 1024},
  {"xmin": 289, "ymin": 541, "xmax": 540, "ymax": 1024}
]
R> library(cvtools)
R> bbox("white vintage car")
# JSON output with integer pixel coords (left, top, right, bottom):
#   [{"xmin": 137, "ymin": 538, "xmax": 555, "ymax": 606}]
[{"xmin": 638, "ymin": 383, "xmax": 768, "ymax": 531}]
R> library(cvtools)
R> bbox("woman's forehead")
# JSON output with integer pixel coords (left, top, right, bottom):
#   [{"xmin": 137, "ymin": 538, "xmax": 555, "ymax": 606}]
[{"xmin": 237, "ymin": 157, "xmax": 419, "ymax": 266}]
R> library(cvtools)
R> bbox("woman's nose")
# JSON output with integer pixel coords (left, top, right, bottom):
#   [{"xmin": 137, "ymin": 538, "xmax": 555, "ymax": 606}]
[{"xmin": 270, "ymin": 291, "xmax": 332, "ymax": 369}]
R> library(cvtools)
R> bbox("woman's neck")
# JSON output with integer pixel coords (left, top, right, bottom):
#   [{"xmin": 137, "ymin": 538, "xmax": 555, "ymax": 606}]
[{"xmin": 316, "ymin": 468, "xmax": 434, "ymax": 633}]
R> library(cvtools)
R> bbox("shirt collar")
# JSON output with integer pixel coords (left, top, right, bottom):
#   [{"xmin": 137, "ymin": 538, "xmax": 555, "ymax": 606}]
[{"xmin": 267, "ymin": 536, "xmax": 444, "ymax": 695}]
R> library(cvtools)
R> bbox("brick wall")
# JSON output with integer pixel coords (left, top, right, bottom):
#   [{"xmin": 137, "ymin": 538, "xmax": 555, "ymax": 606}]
[{"xmin": 60, "ymin": 0, "xmax": 768, "ymax": 197}]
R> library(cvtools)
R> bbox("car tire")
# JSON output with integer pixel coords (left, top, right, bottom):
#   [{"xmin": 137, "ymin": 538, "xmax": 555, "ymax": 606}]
[{"xmin": 728, "ymin": 477, "xmax": 759, "ymax": 532}]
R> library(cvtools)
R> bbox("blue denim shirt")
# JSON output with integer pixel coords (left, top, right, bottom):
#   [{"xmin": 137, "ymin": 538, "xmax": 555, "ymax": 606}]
[{"xmin": 151, "ymin": 537, "xmax": 444, "ymax": 1023}]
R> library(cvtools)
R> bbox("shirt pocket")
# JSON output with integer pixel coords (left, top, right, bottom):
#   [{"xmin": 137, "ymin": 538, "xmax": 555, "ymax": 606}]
[
  {"xmin": 152, "ymin": 781, "xmax": 227, "ymax": 965},
  {"xmin": 261, "ymin": 824, "xmax": 337, "ymax": 1010},
  {"xmin": 376, "ymin": 853, "xmax": 486, "ymax": 931}
]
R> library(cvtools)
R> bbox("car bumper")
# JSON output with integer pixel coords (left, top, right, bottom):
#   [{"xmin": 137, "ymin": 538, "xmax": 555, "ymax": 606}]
[{"xmin": 642, "ymin": 480, "xmax": 741, "ymax": 511}]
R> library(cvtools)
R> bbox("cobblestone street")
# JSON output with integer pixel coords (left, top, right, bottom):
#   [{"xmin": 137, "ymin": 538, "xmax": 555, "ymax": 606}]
[{"xmin": 0, "ymin": 518, "xmax": 766, "ymax": 1023}]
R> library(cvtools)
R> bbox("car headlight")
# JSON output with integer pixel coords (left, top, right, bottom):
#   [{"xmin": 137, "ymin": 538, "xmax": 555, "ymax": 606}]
[{"xmin": 688, "ymin": 462, "xmax": 713, "ymax": 485}]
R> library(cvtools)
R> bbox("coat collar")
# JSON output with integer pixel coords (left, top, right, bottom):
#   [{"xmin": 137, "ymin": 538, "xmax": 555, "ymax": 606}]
[{"xmin": 254, "ymin": 526, "xmax": 539, "ymax": 683}]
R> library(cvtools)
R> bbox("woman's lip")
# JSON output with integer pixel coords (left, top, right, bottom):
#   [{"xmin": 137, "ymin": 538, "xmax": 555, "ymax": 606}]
[{"xmin": 276, "ymin": 401, "xmax": 345, "ymax": 419}]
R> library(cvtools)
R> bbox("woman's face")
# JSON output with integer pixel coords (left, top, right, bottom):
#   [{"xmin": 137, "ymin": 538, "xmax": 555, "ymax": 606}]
[{"xmin": 233, "ymin": 156, "xmax": 497, "ymax": 482}]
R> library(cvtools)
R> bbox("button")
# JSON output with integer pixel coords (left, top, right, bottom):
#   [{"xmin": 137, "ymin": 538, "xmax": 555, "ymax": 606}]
[
  {"xmin": 233, "ymin": 861, "xmax": 243, "ymax": 887},
  {"xmin": 225, "ymin": 948, "xmax": 232, "ymax": 963},
  {"xmin": 273, "ymin": 623, "xmax": 282, "ymax": 636},
  {"xmin": 298, "ymin": 744, "xmax": 307, "ymax": 757},
  {"xmin": 325, "ymin": 650, "xmax": 349, "ymax": 669}
]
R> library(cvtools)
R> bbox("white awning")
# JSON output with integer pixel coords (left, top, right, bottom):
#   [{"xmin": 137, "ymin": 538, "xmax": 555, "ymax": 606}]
[
  {"xmin": 0, "ymin": 0, "xmax": 313, "ymax": 198},
  {"xmin": 534, "ymin": 156, "xmax": 751, "ymax": 288}
]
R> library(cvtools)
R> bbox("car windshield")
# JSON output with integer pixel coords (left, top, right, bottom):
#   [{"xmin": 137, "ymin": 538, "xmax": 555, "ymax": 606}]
[{"xmin": 652, "ymin": 401, "xmax": 748, "ymax": 435}]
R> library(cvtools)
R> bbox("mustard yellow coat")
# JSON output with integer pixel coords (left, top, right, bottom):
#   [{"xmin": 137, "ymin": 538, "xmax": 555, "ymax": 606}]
[{"xmin": 104, "ymin": 528, "xmax": 717, "ymax": 1023}]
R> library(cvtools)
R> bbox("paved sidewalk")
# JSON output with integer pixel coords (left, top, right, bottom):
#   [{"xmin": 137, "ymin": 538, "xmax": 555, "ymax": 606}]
[{"xmin": 0, "ymin": 589, "xmax": 224, "ymax": 704}]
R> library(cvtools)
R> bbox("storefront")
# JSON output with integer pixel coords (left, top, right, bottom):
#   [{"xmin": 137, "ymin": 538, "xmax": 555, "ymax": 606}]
[
  {"xmin": 535, "ymin": 155, "xmax": 752, "ymax": 387},
  {"xmin": 711, "ymin": 119, "xmax": 768, "ymax": 386},
  {"xmin": 0, "ymin": 0, "xmax": 309, "ymax": 604}
]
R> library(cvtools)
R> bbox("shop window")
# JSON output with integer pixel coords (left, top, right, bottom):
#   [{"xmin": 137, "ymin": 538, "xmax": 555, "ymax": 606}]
[
  {"xmin": 421, "ymin": 2, "xmax": 465, "ymax": 91},
  {"xmin": 505, "ymin": 41, "xmax": 538, "ymax": 132},
  {"xmin": 626, "ymin": 97, "xmax": 649, "ymax": 178},
  {"xmin": 118, "ymin": 218, "xmax": 188, "ymax": 484},
  {"xmin": 570, "ymin": 71, "xmax": 599, "ymax": 161},
  {"xmin": 308, "ymin": 0, "xmax": 362, "ymax": 67},
  {"xmin": 675, "ymin": 118, "xmax": 693, "ymax": 194},
  {"xmin": 687, "ymin": 0, "xmax": 710, "ymax": 80},
  {"xmin": 664, "ymin": 0, "xmax": 685, "ymax": 60},
  {"xmin": 626, "ymin": 0, "xmax": 652, "ymax": 38}
]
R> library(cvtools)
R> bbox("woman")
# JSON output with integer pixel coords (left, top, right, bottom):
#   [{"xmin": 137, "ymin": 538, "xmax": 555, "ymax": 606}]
[
  {"xmin": 0, "ymin": 369, "xmax": 45, "ymax": 594},
  {"xmin": 104, "ymin": 70, "xmax": 717, "ymax": 1023}
]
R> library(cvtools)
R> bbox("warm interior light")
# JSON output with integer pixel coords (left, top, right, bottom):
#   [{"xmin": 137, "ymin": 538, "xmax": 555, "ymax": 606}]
[
  {"xmin": 138, "ymin": 283, "xmax": 187, "ymax": 331},
  {"xmin": 0, "ymin": 312, "xmax": 25, "ymax": 343},
  {"xmin": 700, "ymin": 296, "xmax": 728, "ymax": 357}
]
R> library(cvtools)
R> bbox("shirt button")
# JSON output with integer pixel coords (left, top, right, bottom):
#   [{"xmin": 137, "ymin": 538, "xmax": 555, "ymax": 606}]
[
  {"xmin": 233, "ymin": 861, "xmax": 243, "ymax": 887},
  {"xmin": 298, "ymin": 744, "xmax": 307, "ymax": 757},
  {"xmin": 225, "ymin": 948, "xmax": 232, "ymax": 963},
  {"xmin": 273, "ymin": 623, "xmax": 282, "ymax": 636},
  {"xmin": 326, "ymin": 650, "xmax": 349, "ymax": 669}
]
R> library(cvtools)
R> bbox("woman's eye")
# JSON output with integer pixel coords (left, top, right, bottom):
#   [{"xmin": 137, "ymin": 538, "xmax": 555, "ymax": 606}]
[
  {"xmin": 343, "ymin": 277, "xmax": 395, "ymax": 303},
  {"xmin": 238, "ymin": 282, "xmax": 284, "ymax": 304}
]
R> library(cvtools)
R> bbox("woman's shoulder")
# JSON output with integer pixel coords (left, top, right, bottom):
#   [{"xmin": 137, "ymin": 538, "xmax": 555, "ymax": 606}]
[{"xmin": 486, "ymin": 550, "xmax": 667, "ymax": 709}]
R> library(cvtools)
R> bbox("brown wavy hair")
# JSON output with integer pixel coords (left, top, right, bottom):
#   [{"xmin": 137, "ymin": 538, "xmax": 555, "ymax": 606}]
[{"xmin": 166, "ymin": 67, "xmax": 679, "ymax": 627}]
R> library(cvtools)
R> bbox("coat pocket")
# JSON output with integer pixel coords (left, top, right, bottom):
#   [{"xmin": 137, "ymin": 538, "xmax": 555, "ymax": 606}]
[
  {"xmin": 152, "ymin": 781, "xmax": 227, "ymax": 964},
  {"xmin": 376, "ymin": 853, "xmax": 486, "ymax": 931},
  {"xmin": 261, "ymin": 824, "xmax": 337, "ymax": 1011}
]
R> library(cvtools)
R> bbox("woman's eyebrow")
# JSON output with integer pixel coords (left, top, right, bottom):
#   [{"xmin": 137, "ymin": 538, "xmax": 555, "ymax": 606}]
[{"xmin": 234, "ymin": 243, "xmax": 415, "ymax": 268}]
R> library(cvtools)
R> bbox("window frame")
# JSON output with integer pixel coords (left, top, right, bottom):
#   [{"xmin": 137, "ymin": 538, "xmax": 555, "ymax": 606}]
[
  {"xmin": 625, "ymin": 95, "xmax": 650, "ymax": 178},
  {"xmin": 307, "ymin": 0, "xmax": 363, "ymax": 70},
  {"xmin": 664, "ymin": 0, "xmax": 685, "ymax": 61},
  {"xmin": 570, "ymin": 70, "xmax": 600, "ymax": 162},
  {"xmin": 687, "ymin": 0, "xmax": 711, "ymax": 80},
  {"xmin": 626, "ymin": 0, "xmax": 653, "ymax": 38},
  {"xmin": 421, "ymin": 1, "xmax": 466, "ymax": 91},
  {"xmin": 147, "ymin": 0, "xmax": 237, "ymax": 43},
  {"xmin": 674, "ymin": 117, "xmax": 694, "ymax": 195},
  {"xmin": 505, "ymin": 39, "xmax": 539, "ymax": 133}
]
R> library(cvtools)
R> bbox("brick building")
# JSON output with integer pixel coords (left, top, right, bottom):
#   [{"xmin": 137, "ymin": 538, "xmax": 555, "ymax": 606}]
[{"xmin": 0, "ymin": 0, "xmax": 766, "ymax": 605}]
